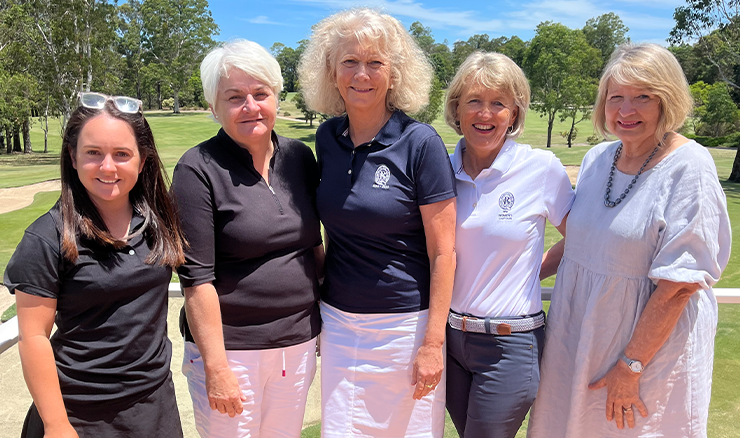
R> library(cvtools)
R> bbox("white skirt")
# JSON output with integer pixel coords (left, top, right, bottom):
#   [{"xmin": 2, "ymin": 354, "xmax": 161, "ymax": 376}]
[{"xmin": 320, "ymin": 302, "xmax": 446, "ymax": 438}]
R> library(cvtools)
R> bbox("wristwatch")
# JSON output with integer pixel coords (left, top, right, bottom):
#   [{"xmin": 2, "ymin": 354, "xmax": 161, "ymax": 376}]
[{"xmin": 620, "ymin": 353, "xmax": 644, "ymax": 374}]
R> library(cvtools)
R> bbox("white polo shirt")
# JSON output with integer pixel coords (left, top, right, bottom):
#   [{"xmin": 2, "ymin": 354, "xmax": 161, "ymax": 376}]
[{"xmin": 450, "ymin": 138, "xmax": 575, "ymax": 317}]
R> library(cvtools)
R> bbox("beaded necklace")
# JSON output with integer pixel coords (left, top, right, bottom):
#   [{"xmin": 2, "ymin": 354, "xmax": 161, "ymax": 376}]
[{"xmin": 604, "ymin": 138, "xmax": 664, "ymax": 208}]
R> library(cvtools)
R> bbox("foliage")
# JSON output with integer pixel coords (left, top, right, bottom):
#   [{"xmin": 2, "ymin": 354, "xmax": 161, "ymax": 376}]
[
  {"xmin": 691, "ymin": 81, "xmax": 739, "ymax": 137},
  {"xmin": 413, "ymin": 76, "xmax": 444, "ymax": 125},
  {"xmin": 523, "ymin": 22, "xmax": 601, "ymax": 147},
  {"xmin": 271, "ymin": 40, "xmax": 307, "ymax": 92},
  {"xmin": 582, "ymin": 12, "xmax": 630, "ymax": 66},
  {"xmin": 141, "ymin": 0, "xmax": 219, "ymax": 113},
  {"xmin": 292, "ymin": 87, "xmax": 317, "ymax": 127}
]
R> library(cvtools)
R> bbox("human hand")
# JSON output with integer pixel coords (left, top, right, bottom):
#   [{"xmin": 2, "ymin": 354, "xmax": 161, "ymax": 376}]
[
  {"xmin": 411, "ymin": 344, "xmax": 444, "ymax": 400},
  {"xmin": 44, "ymin": 420, "xmax": 79, "ymax": 438},
  {"xmin": 588, "ymin": 362, "xmax": 648, "ymax": 429},
  {"xmin": 205, "ymin": 365, "xmax": 246, "ymax": 417}
]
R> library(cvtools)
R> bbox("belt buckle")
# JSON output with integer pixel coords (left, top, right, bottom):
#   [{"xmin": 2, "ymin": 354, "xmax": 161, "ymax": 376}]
[
  {"xmin": 496, "ymin": 323, "xmax": 512, "ymax": 335},
  {"xmin": 461, "ymin": 316, "xmax": 468, "ymax": 332}
]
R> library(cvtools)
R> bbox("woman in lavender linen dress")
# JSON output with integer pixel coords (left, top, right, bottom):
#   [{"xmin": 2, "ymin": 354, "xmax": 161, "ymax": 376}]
[{"xmin": 528, "ymin": 43, "xmax": 731, "ymax": 438}]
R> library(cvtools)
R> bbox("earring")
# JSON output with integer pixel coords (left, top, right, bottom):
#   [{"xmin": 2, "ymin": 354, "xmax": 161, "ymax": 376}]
[
  {"xmin": 507, "ymin": 125, "xmax": 514, "ymax": 133},
  {"xmin": 455, "ymin": 120, "xmax": 460, "ymax": 127}
]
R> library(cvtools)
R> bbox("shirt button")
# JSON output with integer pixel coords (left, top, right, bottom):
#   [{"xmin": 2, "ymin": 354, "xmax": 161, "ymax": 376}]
[
  {"xmin": 473, "ymin": 202, "xmax": 477, "ymax": 208},
  {"xmin": 128, "ymin": 249, "xmax": 135, "ymax": 255},
  {"xmin": 348, "ymin": 169, "xmax": 352, "ymax": 175}
]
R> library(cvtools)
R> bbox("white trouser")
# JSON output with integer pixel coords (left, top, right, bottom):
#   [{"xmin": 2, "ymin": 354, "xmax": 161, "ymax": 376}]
[
  {"xmin": 320, "ymin": 302, "xmax": 446, "ymax": 438},
  {"xmin": 183, "ymin": 338, "xmax": 317, "ymax": 438}
]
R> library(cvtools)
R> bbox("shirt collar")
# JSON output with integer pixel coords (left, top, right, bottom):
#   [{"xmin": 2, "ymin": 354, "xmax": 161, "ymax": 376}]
[
  {"xmin": 334, "ymin": 110, "xmax": 409, "ymax": 148},
  {"xmin": 216, "ymin": 128, "xmax": 280, "ymax": 167},
  {"xmin": 451, "ymin": 137, "xmax": 518, "ymax": 181}
]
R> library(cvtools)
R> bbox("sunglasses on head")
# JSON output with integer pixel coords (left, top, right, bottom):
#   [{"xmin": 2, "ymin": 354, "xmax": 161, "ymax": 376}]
[{"xmin": 79, "ymin": 92, "xmax": 143, "ymax": 114}]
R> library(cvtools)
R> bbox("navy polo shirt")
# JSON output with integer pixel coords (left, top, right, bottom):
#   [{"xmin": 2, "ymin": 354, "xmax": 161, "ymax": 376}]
[
  {"xmin": 4, "ymin": 205, "xmax": 173, "ymax": 407},
  {"xmin": 316, "ymin": 110, "xmax": 456, "ymax": 314}
]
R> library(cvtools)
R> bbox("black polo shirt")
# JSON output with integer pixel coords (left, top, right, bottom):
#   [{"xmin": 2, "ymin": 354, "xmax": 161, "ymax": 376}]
[
  {"xmin": 316, "ymin": 110, "xmax": 456, "ymax": 314},
  {"xmin": 4, "ymin": 205, "xmax": 173, "ymax": 407},
  {"xmin": 171, "ymin": 130, "xmax": 322, "ymax": 350}
]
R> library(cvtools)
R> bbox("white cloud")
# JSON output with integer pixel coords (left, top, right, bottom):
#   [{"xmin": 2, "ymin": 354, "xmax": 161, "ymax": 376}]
[{"xmin": 242, "ymin": 15, "xmax": 288, "ymax": 26}]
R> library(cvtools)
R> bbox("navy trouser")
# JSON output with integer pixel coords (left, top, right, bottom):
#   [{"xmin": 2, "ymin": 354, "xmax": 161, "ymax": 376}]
[{"xmin": 445, "ymin": 322, "xmax": 545, "ymax": 438}]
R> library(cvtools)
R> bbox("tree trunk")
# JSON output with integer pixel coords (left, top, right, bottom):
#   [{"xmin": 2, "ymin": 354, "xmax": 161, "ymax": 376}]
[
  {"xmin": 13, "ymin": 127, "xmax": 22, "ymax": 152},
  {"xmin": 546, "ymin": 112, "xmax": 555, "ymax": 148},
  {"xmin": 729, "ymin": 146, "xmax": 740, "ymax": 182},
  {"xmin": 5, "ymin": 127, "xmax": 11, "ymax": 154},
  {"xmin": 568, "ymin": 116, "xmax": 576, "ymax": 148},
  {"xmin": 44, "ymin": 94, "xmax": 50, "ymax": 153},
  {"xmin": 173, "ymin": 89, "xmax": 180, "ymax": 114},
  {"xmin": 22, "ymin": 119, "xmax": 32, "ymax": 153},
  {"xmin": 157, "ymin": 83, "xmax": 162, "ymax": 110},
  {"xmin": 0, "ymin": 131, "xmax": 4, "ymax": 153}
]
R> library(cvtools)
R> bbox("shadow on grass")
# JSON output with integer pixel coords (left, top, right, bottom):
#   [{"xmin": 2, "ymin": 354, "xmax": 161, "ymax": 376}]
[
  {"xmin": 0, "ymin": 152, "xmax": 60, "ymax": 166},
  {"xmin": 721, "ymin": 180, "xmax": 740, "ymax": 200}
]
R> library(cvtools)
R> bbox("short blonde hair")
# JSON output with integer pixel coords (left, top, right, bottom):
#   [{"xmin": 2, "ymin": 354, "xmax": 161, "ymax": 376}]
[
  {"xmin": 444, "ymin": 51, "xmax": 530, "ymax": 139},
  {"xmin": 298, "ymin": 8, "xmax": 434, "ymax": 116},
  {"xmin": 200, "ymin": 39, "xmax": 283, "ymax": 110},
  {"xmin": 593, "ymin": 43, "xmax": 693, "ymax": 142}
]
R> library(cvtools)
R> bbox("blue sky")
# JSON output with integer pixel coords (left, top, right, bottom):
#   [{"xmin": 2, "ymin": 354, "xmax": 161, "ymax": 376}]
[{"xmin": 209, "ymin": 0, "xmax": 687, "ymax": 51}]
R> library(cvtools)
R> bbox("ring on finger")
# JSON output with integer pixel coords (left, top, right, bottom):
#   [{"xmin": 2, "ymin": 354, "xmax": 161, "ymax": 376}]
[
  {"xmin": 622, "ymin": 407, "xmax": 632, "ymax": 413},
  {"xmin": 425, "ymin": 383, "xmax": 435, "ymax": 388}
]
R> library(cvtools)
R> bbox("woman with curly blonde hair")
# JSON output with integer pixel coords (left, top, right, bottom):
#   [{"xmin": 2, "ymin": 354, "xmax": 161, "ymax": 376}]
[{"xmin": 299, "ymin": 8, "xmax": 456, "ymax": 438}]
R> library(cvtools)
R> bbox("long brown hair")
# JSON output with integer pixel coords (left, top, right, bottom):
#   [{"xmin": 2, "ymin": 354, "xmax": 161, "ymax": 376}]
[{"xmin": 60, "ymin": 102, "xmax": 185, "ymax": 268}]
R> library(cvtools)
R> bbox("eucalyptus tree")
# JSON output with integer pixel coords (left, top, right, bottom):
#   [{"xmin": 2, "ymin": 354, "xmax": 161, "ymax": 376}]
[{"xmin": 141, "ymin": 0, "xmax": 219, "ymax": 113}]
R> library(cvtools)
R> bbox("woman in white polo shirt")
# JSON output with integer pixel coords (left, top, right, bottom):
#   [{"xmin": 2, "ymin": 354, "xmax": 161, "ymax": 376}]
[{"xmin": 443, "ymin": 51, "xmax": 574, "ymax": 438}]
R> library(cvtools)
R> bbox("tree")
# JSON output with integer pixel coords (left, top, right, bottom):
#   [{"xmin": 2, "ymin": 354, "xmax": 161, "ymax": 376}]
[
  {"xmin": 700, "ymin": 82, "xmax": 738, "ymax": 136},
  {"xmin": 409, "ymin": 21, "xmax": 435, "ymax": 55},
  {"xmin": 582, "ymin": 13, "xmax": 629, "ymax": 66},
  {"xmin": 523, "ymin": 22, "xmax": 601, "ymax": 147},
  {"xmin": 141, "ymin": 0, "xmax": 218, "ymax": 113},
  {"xmin": 671, "ymin": 1, "xmax": 740, "ymax": 181},
  {"xmin": 293, "ymin": 86, "xmax": 317, "ymax": 127},
  {"xmin": 413, "ymin": 76, "xmax": 444, "ymax": 125},
  {"xmin": 559, "ymin": 76, "xmax": 597, "ymax": 147},
  {"xmin": 273, "ymin": 41, "xmax": 306, "ymax": 93},
  {"xmin": 27, "ymin": 0, "xmax": 118, "ymax": 127}
]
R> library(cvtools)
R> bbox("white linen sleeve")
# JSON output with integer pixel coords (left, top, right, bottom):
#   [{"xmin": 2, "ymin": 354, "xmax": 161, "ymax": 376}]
[
  {"xmin": 543, "ymin": 154, "xmax": 575, "ymax": 227},
  {"xmin": 648, "ymin": 165, "xmax": 732, "ymax": 290}
]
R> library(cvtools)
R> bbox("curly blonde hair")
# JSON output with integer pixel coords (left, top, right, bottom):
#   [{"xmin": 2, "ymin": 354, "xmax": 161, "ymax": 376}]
[
  {"xmin": 444, "ymin": 51, "xmax": 530, "ymax": 139},
  {"xmin": 593, "ymin": 43, "xmax": 693, "ymax": 143},
  {"xmin": 298, "ymin": 8, "xmax": 434, "ymax": 116}
]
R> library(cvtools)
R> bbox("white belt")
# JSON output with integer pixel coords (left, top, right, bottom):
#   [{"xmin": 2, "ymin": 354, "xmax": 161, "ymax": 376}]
[{"xmin": 448, "ymin": 311, "xmax": 545, "ymax": 335}]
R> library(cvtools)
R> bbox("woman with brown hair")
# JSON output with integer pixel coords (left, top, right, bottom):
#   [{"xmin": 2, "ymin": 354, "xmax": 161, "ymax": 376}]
[{"xmin": 5, "ymin": 93, "xmax": 185, "ymax": 438}]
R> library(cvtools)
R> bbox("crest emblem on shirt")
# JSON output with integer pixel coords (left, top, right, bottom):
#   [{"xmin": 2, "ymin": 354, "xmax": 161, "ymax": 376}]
[
  {"xmin": 498, "ymin": 191, "xmax": 515, "ymax": 220},
  {"xmin": 373, "ymin": 164, "xmax": 391, "ymax": 189}
]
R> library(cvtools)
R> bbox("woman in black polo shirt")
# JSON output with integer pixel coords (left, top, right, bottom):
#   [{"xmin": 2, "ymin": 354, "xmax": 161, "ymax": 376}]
[
  {"xmin": 5, "ymin": 93, "xmax": 185, "ymax": 437},
  {"xmin": 171, "ymin": 39, "xmax": 323, "ymax": 438},
  {"xmin": 299, "ymin": 9, "xmax": 456, "ymax": 437}
]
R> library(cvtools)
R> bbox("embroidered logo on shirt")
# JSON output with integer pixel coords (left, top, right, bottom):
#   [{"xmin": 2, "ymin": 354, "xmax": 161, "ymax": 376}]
[
  {"xmin": 373, "ymin": 165, "xmax": 391, "ymax": 189},
  {"xmin": 498, "ymin": 191, "xmax": 515, "ymax": 220}
]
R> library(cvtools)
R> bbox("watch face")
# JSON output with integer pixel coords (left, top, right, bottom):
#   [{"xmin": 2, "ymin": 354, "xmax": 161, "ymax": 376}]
[{"xmin": 629, "ymin": 361, "xmax": 643, "ymax": 373}]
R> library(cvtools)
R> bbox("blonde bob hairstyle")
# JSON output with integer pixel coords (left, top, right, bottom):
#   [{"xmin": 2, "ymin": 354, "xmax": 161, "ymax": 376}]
[
  {"xmin": 593, "ymin": 43, "xmax": 693, "ymax": 143},
  {"xmin": 200, "ymin": 39, "xmax": 283, "ymax": 110},
  {"xmin": 298, "ymin": 8, "xmax": 434, "ymax": 116},
  {"xmin": 444, "ymin": 51, "xmax": 530, "ymax": 139}
]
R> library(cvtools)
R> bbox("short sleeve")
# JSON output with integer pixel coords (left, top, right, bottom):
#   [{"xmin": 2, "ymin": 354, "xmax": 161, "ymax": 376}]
[
  {"xmin": 543, "ymin": 154, "xmax": 575, "ymax": 227},
  {"xmin": 4, "ymin": 228, "xmax": 62, "ymax": 299},
  {"xmin": 415, "ymin": 134, "xmax": 457, "ymax": 205},
  {"xmin": 171, "ymin": 160, "xmax": 216, "ymax": 287},
  {"xmin": 648, "ymin": 164, "xmax": 731, "ymax": 290}
]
